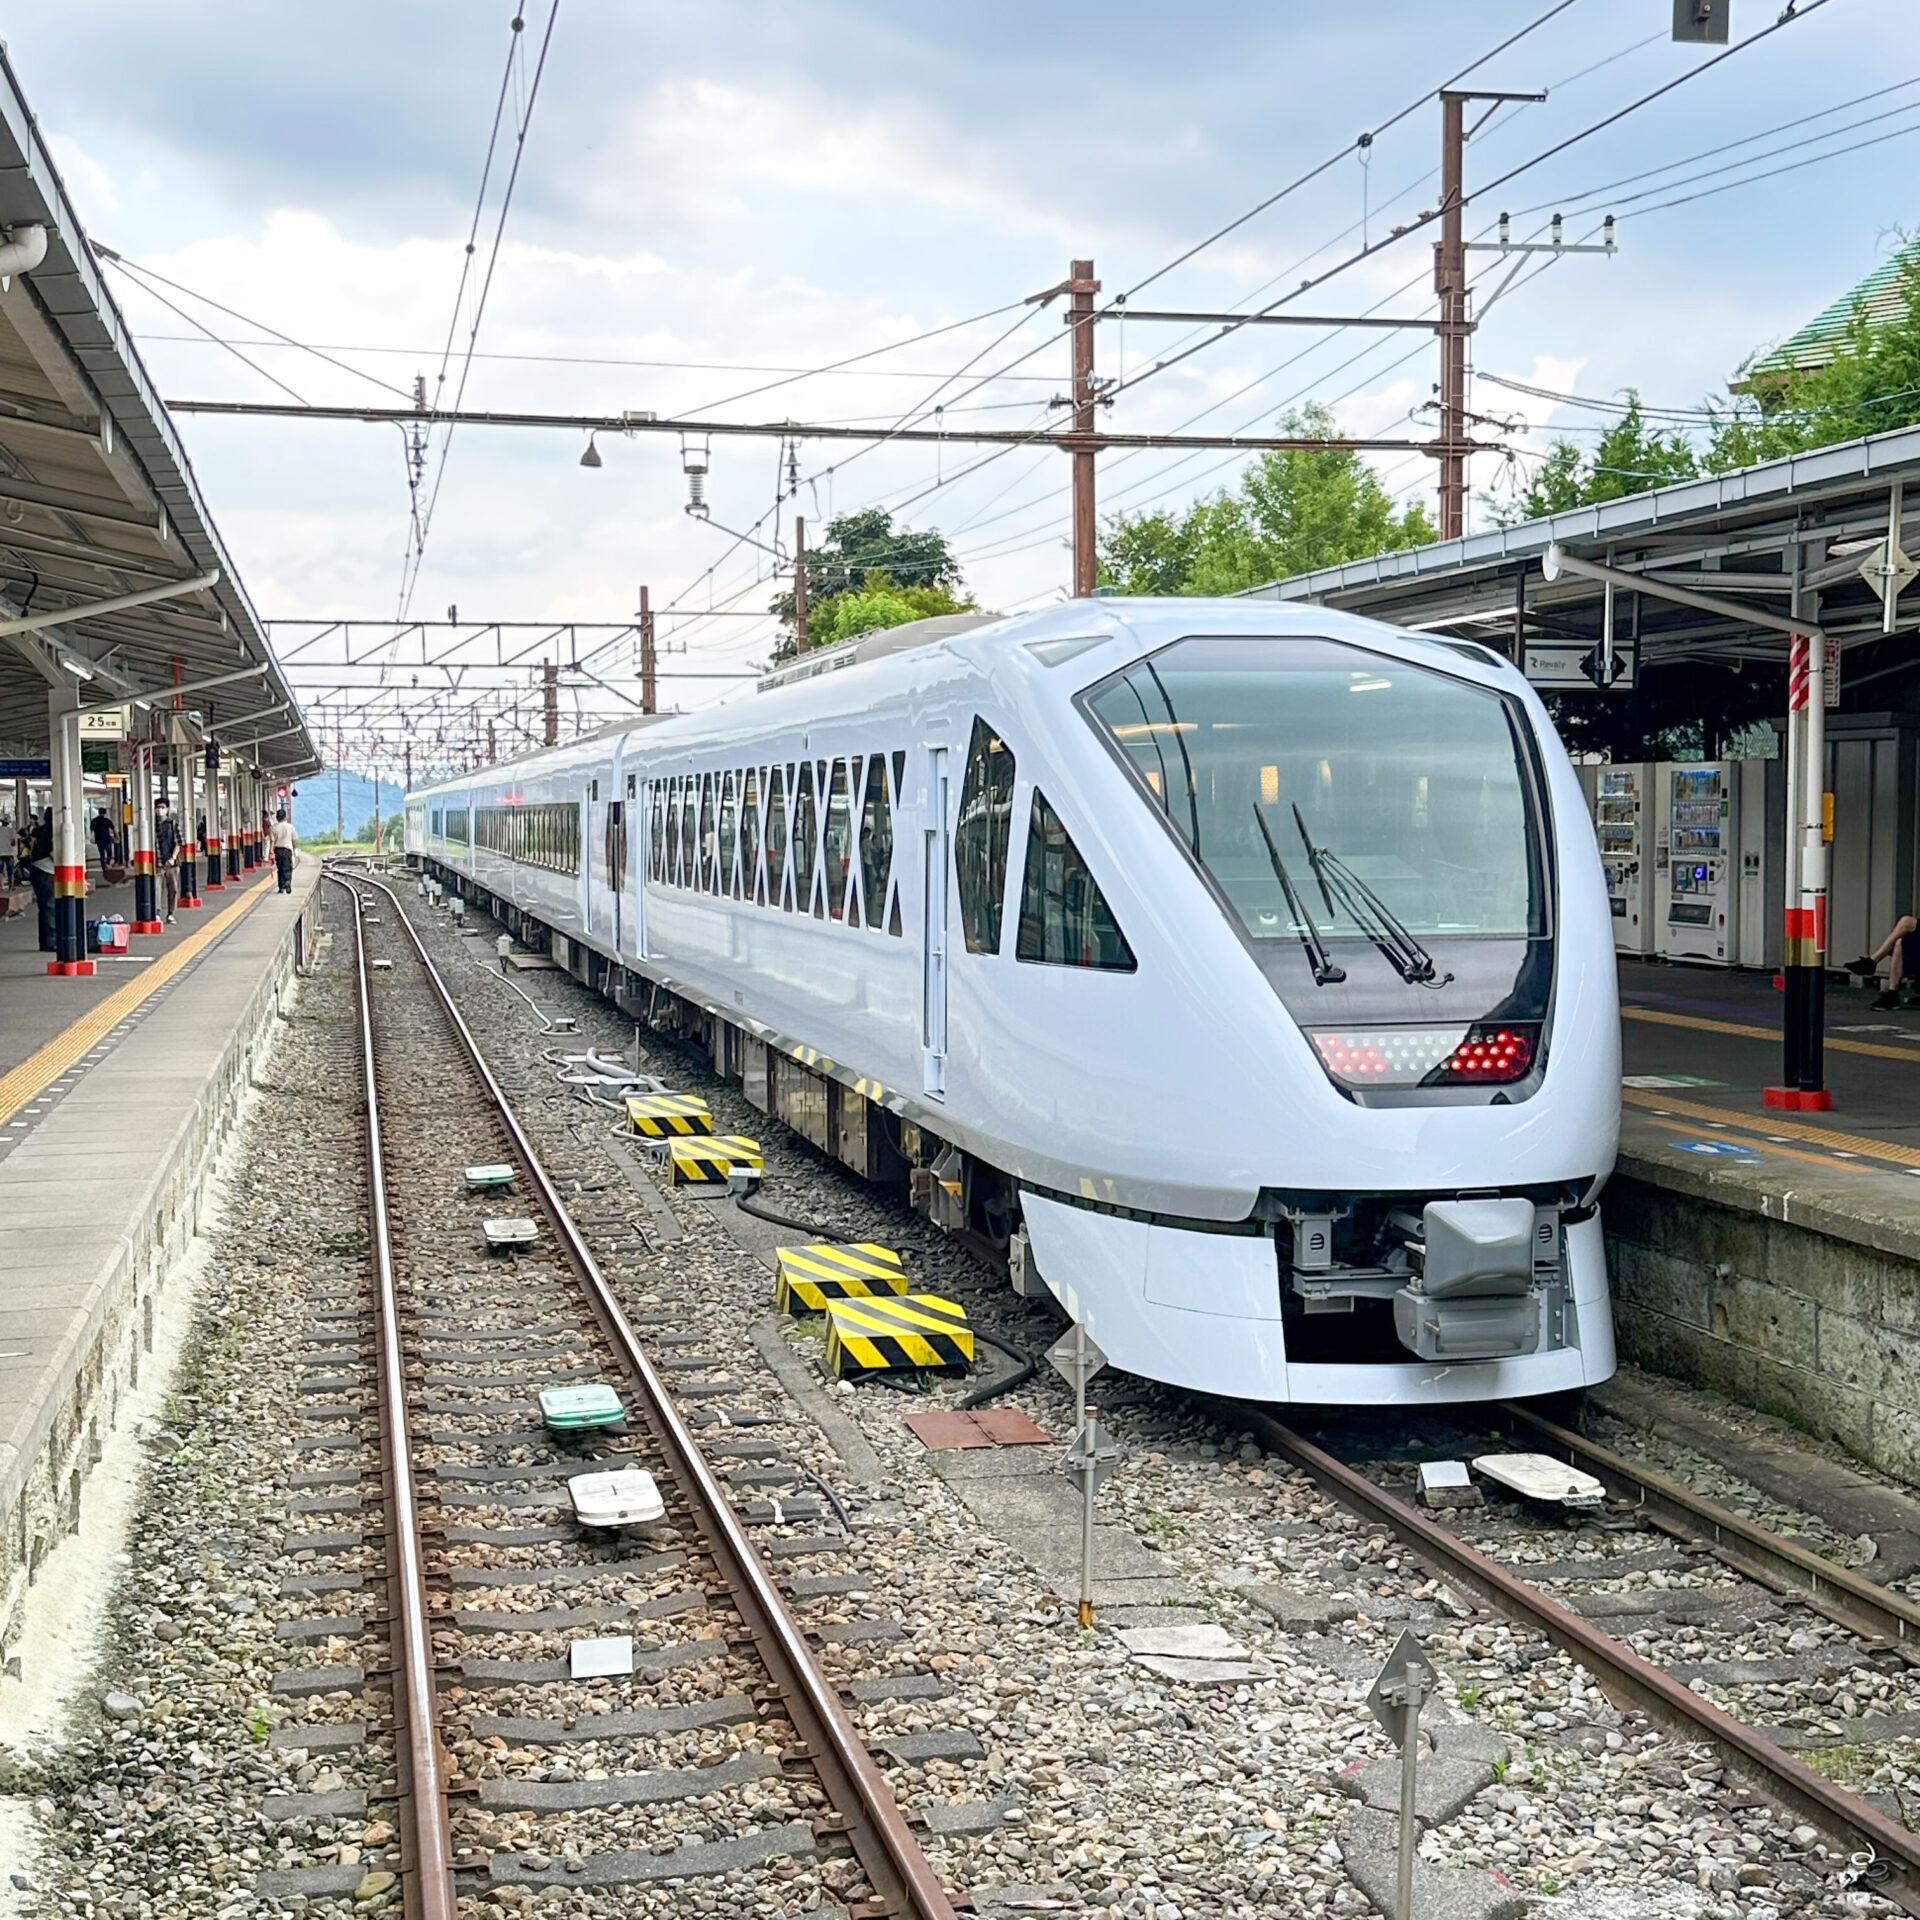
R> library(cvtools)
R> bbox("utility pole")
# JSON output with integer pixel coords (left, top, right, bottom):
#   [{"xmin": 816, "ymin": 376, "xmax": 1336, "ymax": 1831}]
[
  {"xmin": 487, "ymin": 718, "xmax": 497, "ymax": 764},
  {"xmin": 403, "ymin": 741, "xmax": 412, "ymax": 793},
  {"xmin": 542, "ymin": 659, "xmax": 559, "ymax": 746},
  {"xmin": 1437, "ymin": 89, "xmax": 1547, "ymax": 541},
  {"xmin": 1069, "ymin": 259, "xmax": 1100, "ymax": 596},
  {"xmin": 639, "ymin": 584, "xmax": 658, "ymax": 712},
  {"xmin": 793, "ymin": 519, "xmax": 809, "ymax": 652},
  {"xmin": 1436, "ymin": 96, "xmax": 1469, "ymax": 544}
]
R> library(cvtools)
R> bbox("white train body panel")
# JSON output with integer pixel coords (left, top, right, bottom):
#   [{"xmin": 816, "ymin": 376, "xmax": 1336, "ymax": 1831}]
[{"xmin": 406, "ymin": 600, "xmax": 1620, "ymax": 1405}]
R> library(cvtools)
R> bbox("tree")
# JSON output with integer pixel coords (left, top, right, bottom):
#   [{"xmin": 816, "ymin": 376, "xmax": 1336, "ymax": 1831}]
[
  {"xmin": 771, "ymin": 509, "xmax": 972, "ymax": 658},
  {"xmin": 1705, "ymin": 247, "xmax": 1920, "ymax": 469},
  {"xmin": 1495, "ymin": 395, "xmax": 1699, "ymax": 525},
  {"xmin": 1099, "ymin": 404, "xmax": 1436, "ymax": 595}
]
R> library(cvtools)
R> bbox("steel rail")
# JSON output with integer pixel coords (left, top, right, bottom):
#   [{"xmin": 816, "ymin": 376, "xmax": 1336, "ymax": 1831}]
[
  {"xmin": 1498, "ymin": 1399, "xmax": 1920, "ymax": 1663},
  {"xmin": 325, "ymin": 872, "xmax": 458, "ymax": 1920},
  {"xmin": 1229, "ymin": 1402, "xmax": 1920, "ymax": 1909},
  {"xmin": 354, "ymin": 870, "xmax": 958, "ymax": 1920}
]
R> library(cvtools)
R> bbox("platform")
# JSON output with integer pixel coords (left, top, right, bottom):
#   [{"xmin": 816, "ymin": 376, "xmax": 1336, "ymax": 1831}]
[
  {"xmin": 1609, "ymin": 955, "xmax": 1920, "ymax": 1488},
  {"xmin": 0, "ymin": 853, "xmax": 322, "ymax": 1664}
]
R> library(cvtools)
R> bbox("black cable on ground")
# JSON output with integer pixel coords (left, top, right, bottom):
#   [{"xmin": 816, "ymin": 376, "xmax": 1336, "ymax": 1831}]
[
  {"xmin": 734, "ymin": 1189, "xmax": 841, "ymax": 1236},
  {"xmin": 958, "ymin": 1326, "xmax": 1040, "ymax": 1409}
]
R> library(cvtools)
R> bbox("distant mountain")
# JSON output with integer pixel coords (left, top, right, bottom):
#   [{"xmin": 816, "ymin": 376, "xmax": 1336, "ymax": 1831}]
[{"xmin": 289, "ymin": 768, "xmax": 409, "ymax": 842}]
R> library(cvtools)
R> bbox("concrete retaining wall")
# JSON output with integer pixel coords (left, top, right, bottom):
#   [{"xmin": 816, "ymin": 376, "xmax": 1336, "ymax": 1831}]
[
  {"xmin": 1604, "ymin": 1167, "xmax": 1920, "ymax": 1486},
  {"xmin": 0, "ymin": 868, "xmax": 323, "ymax": 1672}
]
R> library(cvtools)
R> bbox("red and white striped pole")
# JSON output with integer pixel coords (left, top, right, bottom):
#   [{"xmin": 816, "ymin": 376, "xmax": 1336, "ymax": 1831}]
[{"xmin": 1767, "ymin": 631, "xmax": 1830, "ymax": 1110}]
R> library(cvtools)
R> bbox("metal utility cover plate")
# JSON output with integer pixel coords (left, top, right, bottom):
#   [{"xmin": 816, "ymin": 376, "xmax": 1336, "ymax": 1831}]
[
  {"xmin": 540, "ymin": 1383, "xmax": 625, "ymax": 1430},
  {"xmin": 568, "ymin": 1469, "xmax": 665, "ymax": 1529},
  {"xmin": 1472, "ymin": 1451, "xmax": 1606, "ymax": 1508},
  {"xmin": 483, "ymin": 1217, "xmax": 539, "ymax": 1248},
  {"xmin": 569, "ymin": 1635, "xmax": 635, "ymax": 1679},
  {"xmin": 465, "ymin": 1164, "xmax": 515, "ymax": 1189}
]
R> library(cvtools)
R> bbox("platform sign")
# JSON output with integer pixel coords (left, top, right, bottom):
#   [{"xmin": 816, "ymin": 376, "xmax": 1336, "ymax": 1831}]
[
  {"xmin": 1524, "ymin": 638, "xmax": 1636, "ymax": 692},
  {"xmin": 0, "ymin": 758, "xmax": 49, "ymax": 778},
  {"xmin": 77, "ymin": 705, "xmax": 130, "ymax": 741}
]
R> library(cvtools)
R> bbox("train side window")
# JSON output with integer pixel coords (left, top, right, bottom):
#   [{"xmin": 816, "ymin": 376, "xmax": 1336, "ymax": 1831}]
[
  {"xmin": 718, "ymin": 772, "xmax": 739, "ymax": 897},
  {"xmin": 795, "ymin": 762, "xmax": 819, "ymax": 915},
  {"xmin": 892, "ymin": 750, "xmax": 906, "ymax": 807},
  {"xmin": 823, "ymin": 758, "xmax": 852, "ymax": 920},
  {"xmin": 768, "ymin": 765, "xmax": 790, "ymax": 908},
  {"xmin": 649, "ymin": 784, "xmax": 664, "ymax": 882},
  {"xmin": 955, "ymin": 716, "xmax": 1016, "ymax": 954},
  {"xmin": 695, "ymin": 775, "xmax": 714, "ymax": 891},
  {"xmin": 859, "ymin": 753, "xmax": 892, "ymax": 930},
  {"xmin": 679, "ymin": 777, "xmax": 697, "ymax": 884},
  {"xmin": 742, "ymin": 768, "xmax": 762, "ymax": 904},
  {"xmin": 1017, "ymin": 790, "xmax": 1136, "ymax": 971},
  {"xmin": 664, "ymin": 784, "xmax": 681, "ymax": 885}
]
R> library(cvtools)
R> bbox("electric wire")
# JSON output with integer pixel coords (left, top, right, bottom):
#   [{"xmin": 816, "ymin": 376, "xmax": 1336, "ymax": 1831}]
[
  {"xmin": 1105, "ymin": 0, "xmax": 1835, "ymax": 407},
  {"xmin": 401, "ymin": 1, "xmax": 562, "ymax": 619}
]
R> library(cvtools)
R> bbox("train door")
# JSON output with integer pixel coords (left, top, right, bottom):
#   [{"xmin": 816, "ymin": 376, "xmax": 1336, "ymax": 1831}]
[{"xmin": 922, "ymin": 744, "xmax": 949, "ymax": 1098}]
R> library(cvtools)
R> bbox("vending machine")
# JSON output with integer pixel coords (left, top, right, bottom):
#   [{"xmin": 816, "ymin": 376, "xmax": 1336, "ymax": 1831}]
[
  {"xmin": 1593, "ymin": 763, "xmax": 1655, "ymax": 955},
  {"xmin": 1657, "ymin": 763, "xmax": 1740, "ymax": 966},
  {"xmin": 1736, "ymin": 757, "xmax": 1785, "ymax": 972}
]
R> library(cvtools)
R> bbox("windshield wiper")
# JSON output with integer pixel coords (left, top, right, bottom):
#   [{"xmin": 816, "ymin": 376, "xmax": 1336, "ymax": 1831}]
[
  {"xmin": 1253, "ymin": 806, "xmax": 1344, "ymax": 985},
  {"xmin": 1292, "ymin": 804, "xmax": 1453, "ymax": 989}
]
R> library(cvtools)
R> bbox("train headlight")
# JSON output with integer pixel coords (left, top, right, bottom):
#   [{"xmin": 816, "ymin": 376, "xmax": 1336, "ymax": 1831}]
[{"xmin": 1307, "ymin": 1024, "xmax": 1537, "ymax": 1090}]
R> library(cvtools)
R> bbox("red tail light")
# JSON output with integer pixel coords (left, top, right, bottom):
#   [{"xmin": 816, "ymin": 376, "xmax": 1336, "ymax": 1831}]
[{"xmin": 1308, "ymin": 1023, "xmax": 1538, "ymax": 1090}]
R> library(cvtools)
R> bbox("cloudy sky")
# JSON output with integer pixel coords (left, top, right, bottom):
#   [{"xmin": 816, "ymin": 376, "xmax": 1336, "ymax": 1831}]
[{"xmin": 7, "ymin": 0, "xmax": 1918, "ymax": 759}]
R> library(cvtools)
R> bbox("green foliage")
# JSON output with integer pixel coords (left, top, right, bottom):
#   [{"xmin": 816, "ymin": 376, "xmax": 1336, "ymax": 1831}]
[
  {"xmin": 1497, "ymin": 395, "xmax": 1699, "ymax": 525},
  {"xmin": 1705, "ymin": 249, "xmax": 1920, "ymax": 468},
  {"xmin": 1099, "ymin": 405, "xmax": 1436, "ymax": 596},
  {"xmin": 772, "ymin": 509, "xmax": 971, "ymax": 658},
  {"xmin": 807, "ymin": 571, "xmax": 977, "ymax": 648},
  {"xmin": 1491, "ymin": 246, "xmax": 1920, "ymax": 525}
]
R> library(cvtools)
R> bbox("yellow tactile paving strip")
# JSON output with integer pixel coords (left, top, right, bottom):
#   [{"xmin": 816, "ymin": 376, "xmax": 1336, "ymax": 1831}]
[
  {"xmin": 1624, "ymin": 1003, "xmax": 1920, "ymax": 1063},
  {"xmin": 0, "ymin": 877, "xmax": 274, "ymax": 1129},
  {"xmin": 1622, "ymin": 1085, "xmax": 1920, "ymax": 1171}
]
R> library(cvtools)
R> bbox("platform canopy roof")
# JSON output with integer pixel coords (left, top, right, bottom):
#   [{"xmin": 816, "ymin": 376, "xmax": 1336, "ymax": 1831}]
[
  {"xmin": 0, "ymin": 46, "xmax": 316, "ymax": 782},
  {"xmin": 1242, "ymin": 422, "xmax": 1920, "ymax": 691}
]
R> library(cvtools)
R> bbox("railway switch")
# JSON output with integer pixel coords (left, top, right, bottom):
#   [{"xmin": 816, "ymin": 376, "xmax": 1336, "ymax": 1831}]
[{"xmin": 774, "ymin": 1242, "xmax": 910, "ymax": 1314}]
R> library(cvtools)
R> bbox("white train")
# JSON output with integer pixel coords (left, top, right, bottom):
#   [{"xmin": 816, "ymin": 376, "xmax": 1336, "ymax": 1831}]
[{"xmin": 406, "ymin": 600, "xmax": 1619, "ymax": 1406}]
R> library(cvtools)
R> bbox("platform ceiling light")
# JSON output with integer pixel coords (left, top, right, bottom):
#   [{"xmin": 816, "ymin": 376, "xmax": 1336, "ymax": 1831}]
[
  {"xmin": 580, "ymin": 434, "xmax": 603, "ymax": 469},
  {"xmin": 59, "ymin": 654, "xmax": 94, "ymax": 681}
]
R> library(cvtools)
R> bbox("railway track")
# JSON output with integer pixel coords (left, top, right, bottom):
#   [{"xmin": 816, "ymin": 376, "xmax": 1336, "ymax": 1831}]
[
  {"xmin": 322, "ymin": 869, "xmax": 960, "ymax": 1917},
  {"xmin": 1234, "ymin": 1397, "xmax": 1920, "ymax": 1910},
  {"xmin": 332, "ymin": 860, "xmax": 1920, "ymax": 1913}
]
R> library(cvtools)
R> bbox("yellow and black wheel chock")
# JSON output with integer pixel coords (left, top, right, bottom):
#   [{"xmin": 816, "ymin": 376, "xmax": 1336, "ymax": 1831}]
[
  {"xmin": 624, "ymin": 1091, "xmax": 714, "ymax": 1137},
  {"xmin": 655, "ymin": 1133, "xmax": 764, "ymax": 1186},
  {"xmin": 774, "ymin": 1242, "xmax": 910, "ymax": 1314},
  {"xmin": 824, "ymin": 1292, "xmax": 974, "ymax": 1379}
]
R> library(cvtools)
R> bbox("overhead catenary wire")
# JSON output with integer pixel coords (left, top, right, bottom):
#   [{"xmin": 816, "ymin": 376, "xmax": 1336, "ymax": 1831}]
[
  {"xmin": 401, "ymin": 1, "xmax": 562, "ymax": 619},
  {"xmin": 1103, "ymin": 0, "xmax": 1835, "ymax": 409}
]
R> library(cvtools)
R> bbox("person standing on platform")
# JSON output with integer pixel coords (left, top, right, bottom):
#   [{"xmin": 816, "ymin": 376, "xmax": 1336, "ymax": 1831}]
[
  {"xmin": 272, "ymin": 807, "xmax": 296, "ymax": 894},
  {"xmin": 29, "ymin": 808, "xmax": 55, "ymax": 951},
  {"xmin": 155, "ymin": 797, "xmax": 180, "ymax": 925},
  {"xmin": 0, "ymin": 813, "xmax": 15, "ymax": 884},
  {"xmin": 91, "ymin": 804, "xmax": 115, "ymax": 876}
]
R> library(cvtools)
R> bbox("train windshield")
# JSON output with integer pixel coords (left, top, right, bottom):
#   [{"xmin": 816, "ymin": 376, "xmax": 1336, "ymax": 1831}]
[{"xmin": 1083, "ymin": 636, "xmax": 1554, "ymax": 1075}]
